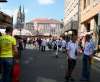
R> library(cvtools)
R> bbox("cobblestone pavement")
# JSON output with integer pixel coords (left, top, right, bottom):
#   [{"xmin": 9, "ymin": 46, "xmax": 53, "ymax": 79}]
[{"xmin": 21, "ymin": 46, "xmax": 100, "ymax": 82}]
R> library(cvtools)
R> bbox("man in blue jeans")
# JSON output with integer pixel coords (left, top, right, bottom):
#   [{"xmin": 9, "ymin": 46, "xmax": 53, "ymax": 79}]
[
  {"xmin": 0, "ymin": 27, "xmax": 18, "ymax": 82},
  {"xmin": 80, "ymin": 34, "xmax": 94, "ymax": 82}
]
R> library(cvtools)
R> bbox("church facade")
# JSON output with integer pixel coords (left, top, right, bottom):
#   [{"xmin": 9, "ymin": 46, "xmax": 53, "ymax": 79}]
[{"xmin": 15, "ymin": 6, "xmax": 25, "ymax": 29}]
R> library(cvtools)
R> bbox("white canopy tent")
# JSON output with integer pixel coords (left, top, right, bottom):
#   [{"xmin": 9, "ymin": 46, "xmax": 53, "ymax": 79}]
[
  {"xmin": 0, "ymin": 29, "xmax": 6, "ymax": 34},
  {"xmin": 13, "ymin": 29, "xmax": 32, "ymax": 36}
]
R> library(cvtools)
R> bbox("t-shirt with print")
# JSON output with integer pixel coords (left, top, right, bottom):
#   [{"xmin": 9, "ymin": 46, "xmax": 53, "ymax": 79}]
[{"xmin": 0, "ymin": 35, "xmax": 16, "ymax": 58}]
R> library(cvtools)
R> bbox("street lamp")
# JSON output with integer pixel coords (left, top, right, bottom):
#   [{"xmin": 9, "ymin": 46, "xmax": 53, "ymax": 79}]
[
  {"xmin": 68, "ymin": 31, "xmax": 72, "ymax": 35},
  {"xmin": 0, "ymin": 0, "xmax": 7, "ymax": 2},
  {"xmin": 20, "ymin": 22, "xmax": 24, "ymax": 36},
  {"xmin": 20, "ymin": 27, "xmax": 22, "ymax": 36},
  {"xmin": 64, "ymin": 32, "xmax": 68, "ymax": 36},
  {"xmin": 68, "ymin": 31, "xmax": 73, "ymax": 40},
  {"xmin": 64, "ymin": 32, "xmax": 68, "ymax": 41}
]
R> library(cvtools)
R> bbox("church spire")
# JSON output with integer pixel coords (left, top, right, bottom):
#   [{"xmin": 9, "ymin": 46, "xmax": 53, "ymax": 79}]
[
  {"xmin": 22, "ymin": 5, "xmax": 25, "ymax": 23},
  {"xmin": 17, "ymin": 5, "xmax": 22, "ymax": 18},
  {"xmin": 23, "ymin": 5, "xmax": 25, "ymax": 14},
  {"xmin": 19, "ymin": 5, "xmax": 21, "ymax": 12},
  {"xmin": 16, "ymin": 5, "xmax": 25, "ymax": 29}
]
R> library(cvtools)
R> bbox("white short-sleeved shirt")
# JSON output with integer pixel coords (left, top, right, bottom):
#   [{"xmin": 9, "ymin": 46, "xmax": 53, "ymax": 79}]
[
  {"xmin": 84, "ymin": 41, "xmax": 94, "ymax": 56},
  {"xmin": 62, "ymin": 40, "xmax": 66, "ymax": 47},
  {"xmin": 56, "ymin": 40, "xmax": 59, "ymax": 49},
  {"xmin": 66, "ymin": 41, "xmax": 78, "ymax": 59},
  {"xmin": 41, "ymin": 39, "xmax": 47, "ymax": 46}
]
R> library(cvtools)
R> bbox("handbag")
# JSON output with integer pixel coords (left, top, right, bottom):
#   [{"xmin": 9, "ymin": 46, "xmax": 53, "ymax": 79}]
[{"xmin": 12, "ymin": 61, "xmax": 20, "ymax": 82}]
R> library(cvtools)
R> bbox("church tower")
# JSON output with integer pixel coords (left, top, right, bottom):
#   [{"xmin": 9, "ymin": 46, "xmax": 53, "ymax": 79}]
[
  {"xmin": 16, "ymin": 5, "xmax": 25, "ymax": 29},
  {"xmin": 22, "ymin": 6, "xmax": 25, "ymax": 23}
]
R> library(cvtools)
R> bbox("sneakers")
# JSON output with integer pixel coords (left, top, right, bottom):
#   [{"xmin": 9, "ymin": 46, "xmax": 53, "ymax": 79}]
[
  {"xmin": 56, "ymin": 55, "xmax": 58, "ymax": 58},
  {"xmin": 65, "ymin": 76, "xmax": 75, "ymax": 82},
  {"xmin": 65, "ymin": 77, "xmax": 69, "ymax": 82},
  {"xmin": 70, "ymin": 77, "xmax": 75, "ymax": 81}
]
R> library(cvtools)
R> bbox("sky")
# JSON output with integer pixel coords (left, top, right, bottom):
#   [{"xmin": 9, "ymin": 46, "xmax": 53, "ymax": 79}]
[{"xmin": 0, "ymin": 0, "xmax": 64, "ymax": 23}]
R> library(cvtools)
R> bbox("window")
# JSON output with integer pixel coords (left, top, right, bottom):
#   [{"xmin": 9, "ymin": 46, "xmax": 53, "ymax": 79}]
[
  {"xmin": 87, "ymin": 0, "xmax": 90, "ymax": 6},
  {"xmin": 84, "ymin": 0, "xmax": 86, "ymax": 9},
  {"xmin": 85, "ymin": 23, "xmax": 90, "ymax": 32}
]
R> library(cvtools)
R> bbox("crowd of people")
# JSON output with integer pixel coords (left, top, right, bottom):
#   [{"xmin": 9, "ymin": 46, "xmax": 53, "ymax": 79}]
[
  {"xmin": 25, "ymin": 32, "xmax": 96, "ymax": 82},
  {"xmin": 0, "ymin": 27, "xmax": 96, "ymax": 82}
]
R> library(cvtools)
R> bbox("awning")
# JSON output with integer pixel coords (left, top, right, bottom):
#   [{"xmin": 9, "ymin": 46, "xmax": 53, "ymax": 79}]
[
  {"xmin": 0, "ymin": 29, "xmax": 5, "ymax": 34},
  {"xmin": 13, "ymin": 29, "xmax": 32, "ymax": 36}
]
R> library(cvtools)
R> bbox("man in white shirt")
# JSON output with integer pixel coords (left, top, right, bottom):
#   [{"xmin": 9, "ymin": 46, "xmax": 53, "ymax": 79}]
[
  {"xmin": 61, "ymin": 39, "xmax": 66, "ymax": 53},
  {"xmin": 80, "ymin": 34, "xmax": 94, "ymax": 81},
  {"xmin": 65, "ymin": 35, "xmax": 78, "ymax": 82},
  {"xmin": 48, "ymin": 39, "xmax": 52, "ymax": 50},
  {"xmin": 41, "ymin": 39, "xmax": 47, "ymax": 52},
  {"xmin": 58, "ymin": 39, "xmax": 62, "ymax": 50},
  {"xmin": 55, "ymin": 39, "xmax": 59, "ymax": 58}
]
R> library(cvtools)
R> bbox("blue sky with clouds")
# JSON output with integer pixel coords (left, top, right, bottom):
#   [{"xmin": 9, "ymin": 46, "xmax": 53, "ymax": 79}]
[{"xmin": 0, "ymin": 0, "xmax": 64, "ymax": 23}]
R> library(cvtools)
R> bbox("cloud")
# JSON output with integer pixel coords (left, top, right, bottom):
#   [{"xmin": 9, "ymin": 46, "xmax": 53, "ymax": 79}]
[{"xmin": 37, "ymin": 0, "xmax": 56, "ymax": 5}]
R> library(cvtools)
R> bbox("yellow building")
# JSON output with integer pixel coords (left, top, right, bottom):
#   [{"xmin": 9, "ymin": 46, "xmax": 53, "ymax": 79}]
[{"xmin": 80, "ymin": 0, "xmax": 100, "ymax": 49}]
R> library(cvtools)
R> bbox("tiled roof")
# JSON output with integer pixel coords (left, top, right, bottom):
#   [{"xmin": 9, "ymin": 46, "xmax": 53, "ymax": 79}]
[{"xmin": 32, "ymin": 18, "xmax": 61, "ymax": 23}]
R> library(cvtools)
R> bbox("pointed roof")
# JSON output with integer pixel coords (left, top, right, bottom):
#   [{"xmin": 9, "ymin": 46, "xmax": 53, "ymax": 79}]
[
  {"xmin": 32, "ymin": 18, "xmax": 61, "ymax": 24},
  {"xmin": 23, "ymin": 6, "xmax": 25, "ymax": 13},
  {"xmin": 22, "ymin": 5, "xmax": 25, "ymax": 17},
  {"xmin": 19, "ymin": 5, "xmax": 21, "ymax": 13},
  {"xmin": 17, "ymin": 5, "xmax": 22, "ymax": 18}
]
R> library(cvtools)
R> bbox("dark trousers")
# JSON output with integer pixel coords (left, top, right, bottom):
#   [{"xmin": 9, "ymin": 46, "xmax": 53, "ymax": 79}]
[
  {"xmin": 0, "ymin": 58, "xmax": 13, "ymax": 82},
  {"xmin": 18, "ymin": 48, "xmax": 22, "ymax": 58},
  {"xmin": 65, "ymin": 59, "xmax": 76, "ymax": 78},
  {"xmin": 82, "ymin": 55, "xmax": 91, "ymax": 80},
  {"xmin": 39, "ymin": 45, "xmax": 41, "ymax": 50},
  {"xmin": 41, "ymin": 46, "xmax": 45, "ymax": 51},
  {"xmin": 24, "ymin": 43, "xmax": 26, "ymax": 49}
]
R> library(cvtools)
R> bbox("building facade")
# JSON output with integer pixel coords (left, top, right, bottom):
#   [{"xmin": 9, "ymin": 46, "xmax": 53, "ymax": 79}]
[
  {"xmin": 80, "ymin": 0, "xmax": 100, "ymax": 49},
  {"xmin": 64, "ymin": 0, "xmax": 79, "ymax": 32},
  {"xmin": 25, "ymin": 18, "xmax": 63, "ymax": 36},
  {"xmin": 15, "ymin": 6, "xmax": 25, "ymax": 29},
  {"xmin": 25, "ymin": 22, "xmax": 35, "ymax": 35},
  {"xmin": 0, "ymin": 11, "xmax": 13, "ymax": 29}
]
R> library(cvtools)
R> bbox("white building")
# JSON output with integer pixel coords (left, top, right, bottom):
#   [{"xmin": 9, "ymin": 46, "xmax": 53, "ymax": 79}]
[
  {"xmin": 25, "ymin": 22, "xmax": 35, "ymax": 35},
  {"xmin": 25, "ymin": 18, "xmax": 63, "ymax": 36}
]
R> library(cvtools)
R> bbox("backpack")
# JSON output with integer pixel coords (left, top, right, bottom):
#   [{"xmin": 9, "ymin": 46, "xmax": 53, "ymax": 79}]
[{"xmin": 12, "ymin": 62, "xmax": 20, "ymax": 82}]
